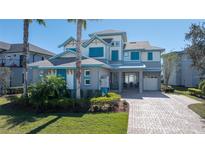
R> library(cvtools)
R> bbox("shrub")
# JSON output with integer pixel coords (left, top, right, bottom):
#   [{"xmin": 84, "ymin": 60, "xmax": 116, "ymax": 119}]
[
  {"xmin": 188, "ymin": 88, "xmax": 203, "ymax": 96},
  {"xmin": 201, "ymin": 84, "xmax": 205, "ymax": 94},
  {"xmin": 29, "ymin": 75, "xmax": 67, "ymax": 104},
  {"xmin": 198, "ymin": 80, "xmax": 205, "ymax": 90},
  {"xmin": 90, "ymin": 92, "xmax": 121, "ymax": 112},
  {"xmin": 161, "ymin": 85, "xmax": 174, "ymax": 93},
  {"xmin": 90, "ymin": 92, "xmax": 121, "ymax": 104}
]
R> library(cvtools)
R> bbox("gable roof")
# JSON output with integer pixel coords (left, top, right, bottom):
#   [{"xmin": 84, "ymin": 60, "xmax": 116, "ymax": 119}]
[
  {"xmin": 0, "ymin": 41, "xmax": 11, "ymax": 51},
  {"xmin": 49, "ymin": 50, "xmax": 78, "ymax": 60},
  {"xmin": 89, "ymin": 29, "xmax": 126, "ymax": 36},
  {"xmin": 29, "ymin": 50, "xmax": 111, "ymax": 69},
  {"xmin": 59, "ymin": 58, "xmax": 111, "ymax": 69},
  {"xmin": 58, "ymin": 37, "xmax": 76, "ymax": 48},
  {"xmin": 82, "ymin": 35, "xmax": 110, "ymax": 47},
  {"xmin": 124, "ymin": 41, "xmax": 165, "ymax": 51},
  {"xmin": 89, "ymin": 29, "xmax": 127, "ymax": 42}
]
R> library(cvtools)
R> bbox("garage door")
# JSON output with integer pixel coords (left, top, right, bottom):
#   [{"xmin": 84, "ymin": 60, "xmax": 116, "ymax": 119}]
[{"xmin": 143, "ymin": 77, "xmax": 158, "ymax": 90}]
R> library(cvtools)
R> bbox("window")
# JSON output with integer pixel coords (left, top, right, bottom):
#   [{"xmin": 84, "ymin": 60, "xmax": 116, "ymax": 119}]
[
  {"xmin": 66, "ymin": 48, "xmax": 76, "ymax": 52},
  {"xmin": 20, "ymin": 55, "xmax": 24, "ymax": 67},
  {"xmin": 89, "ymin": 47, "xmax": 104, "ymax": 57},
  {"xmin": 84, "ymin": 70, "xmax": 90, "ymax": 77},
  {"xmin": 148, "ymin": 52, "xmax": 153, "ymax": 60},
  {"xmin": 131, "ymin": 52, "xmax": 139, "ymax": 60},
  {"xmin": 84, "ymin": 79, "xmax": 91, "ymax": 85},
  {"xmin": 111, "ymin": 50, "xmax": 119, "ymax": 61},
  {"xmin": 84, "ymin": 70, "xmax": 91, "ymax": 85},
  {"xmin": 57, "ymin": 69, "xmax": 66, "ymax": 80},
  {"xmin": 111, "ymin": 41, "xmax": 120, "ymax": 47}
]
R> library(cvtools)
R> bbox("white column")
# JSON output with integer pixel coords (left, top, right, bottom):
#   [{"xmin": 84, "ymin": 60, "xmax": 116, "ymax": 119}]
[
  {"xmin": 118, "ymin": 71, "xmax": 122, "ymax": 93},
  {"xmin": 139, "ymin": 70, "xmax": 143, "ymax": 93}
]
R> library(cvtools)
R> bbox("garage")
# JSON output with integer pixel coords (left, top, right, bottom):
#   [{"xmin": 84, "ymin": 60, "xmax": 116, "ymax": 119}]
[{"xmin": 143, "ymin": 77, "xmax": 158, "ymax": 90}]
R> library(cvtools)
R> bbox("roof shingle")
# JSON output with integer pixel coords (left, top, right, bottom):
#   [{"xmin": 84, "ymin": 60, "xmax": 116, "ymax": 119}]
[{"xmin": 124, "ymin": 41, "xmax": 165, "ymax": 51}]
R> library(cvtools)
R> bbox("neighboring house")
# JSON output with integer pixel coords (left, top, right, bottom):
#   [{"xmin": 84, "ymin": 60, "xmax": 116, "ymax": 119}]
[
  {"xmin": 0, "ymin": 41, "xmax": 55, "ymax": 88},
  {"xmin": 162, "ymin": 51, "xmax": 203, "ymax": 87},
  {"xmin": 29, "ymin": 29, "xmax": 165, "ymax": 93}
]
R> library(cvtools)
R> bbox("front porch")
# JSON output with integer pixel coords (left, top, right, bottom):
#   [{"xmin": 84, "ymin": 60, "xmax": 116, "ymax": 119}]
[{"xmin": 110, "ymin": 70, "xmax": 143, "ymax": 94}]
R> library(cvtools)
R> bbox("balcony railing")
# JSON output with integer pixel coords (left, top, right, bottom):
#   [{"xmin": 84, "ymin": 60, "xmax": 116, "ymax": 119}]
[{"xmin": 0, "ymin": 58, "xmax": 22, "ymax": 67}]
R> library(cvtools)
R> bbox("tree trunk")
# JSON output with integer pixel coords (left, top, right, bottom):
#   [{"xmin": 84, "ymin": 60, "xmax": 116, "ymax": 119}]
[
  {"xmin": 23, "ymin": 19, "xmax": 29, "ymax": 98},
  {"xmin": 76, "ymin": 19, "xmax": 83, "ymax": 99}
]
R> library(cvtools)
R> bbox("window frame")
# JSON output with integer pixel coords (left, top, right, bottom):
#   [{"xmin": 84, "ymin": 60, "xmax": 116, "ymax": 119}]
[
  {"xmin": 84, "ymin": 69, "xmax": 91, "ymax": 77},
  {"xmin": 84, "ymin": 78, "xmax": 91, "ymax": 85},
  {"xmin": 89, "ymin": 47, "xmax": 104, "ymax": 58},
  {"xmin": 147, "ymin": 52, "xmax": 153, "ymax": 61},
  {"xmin": 130, "ymin": 51, "xmax": 140, "ymax": 61},
  {"xmin": 111, "ymin": 50, "xmax": 119, "ymax": 61}
]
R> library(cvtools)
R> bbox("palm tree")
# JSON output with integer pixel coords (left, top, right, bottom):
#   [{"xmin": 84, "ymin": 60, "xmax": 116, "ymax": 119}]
[
  {"xmin": 67, "ymin": 19, "xmax": 87, "ymax": 99},
  {"xmin": 23, "ymin": 19, "xmax": 46, "ymax": 98}
]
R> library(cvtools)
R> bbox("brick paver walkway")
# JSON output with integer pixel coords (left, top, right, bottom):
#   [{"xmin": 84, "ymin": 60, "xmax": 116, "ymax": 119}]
[{"xmin": 122, "ymin": 91, "xmax": 205, "ymax": 134}]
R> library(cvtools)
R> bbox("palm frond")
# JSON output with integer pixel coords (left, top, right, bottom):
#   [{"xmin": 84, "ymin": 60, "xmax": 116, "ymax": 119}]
[
  {"xmin": 67, "ymin": 19, "xmax": 77, "ymax": 23},
  {"xmin": 36, "ymin": 19, "xmax": 46, "ymax": 26}
]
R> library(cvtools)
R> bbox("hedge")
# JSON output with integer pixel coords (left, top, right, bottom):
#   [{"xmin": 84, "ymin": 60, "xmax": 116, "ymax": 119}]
[
  {"xmin": 188, "ymin": 88, "xmax": 203, "ymax": 96},
  {"xmin": 90, "ymin": 92, "xmax": 121, "ymax": 112},
  {"xmin": 90, "ymin": 92, "xmax": 121, "ymax": 104}
]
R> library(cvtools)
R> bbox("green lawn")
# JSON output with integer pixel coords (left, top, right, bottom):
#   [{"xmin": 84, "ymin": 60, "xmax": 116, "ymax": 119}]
[
  {"xmin": 172, "ymin": 86, "xmax": 205, "ymax": 118},
  {"xmin": 0, "ymin": 96, "xmax": 128, "ymax": 134}
]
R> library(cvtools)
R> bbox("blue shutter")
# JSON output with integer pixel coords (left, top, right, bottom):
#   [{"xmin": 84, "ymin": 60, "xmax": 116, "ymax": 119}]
[
  {"xmin": 148, "ymin": 52, "xmax": 153, "ymax": 60},
  {"xmin": 57, "ymin": 69, "xmax": 66, "ymax": 80},
  {"xmin": 66, "ymin": 48, "xmax": 76, "ymax": 52},
  {"xmin": 131, "ymin": 52, "xmax": 139, "ymax": 60},
  {"xmin": 89, "ymin": 47, "xmax": 104, "ymax": 57},
  {"xmin": 111, "ymin": 50, "xmax": 119, "ymax": 61}
]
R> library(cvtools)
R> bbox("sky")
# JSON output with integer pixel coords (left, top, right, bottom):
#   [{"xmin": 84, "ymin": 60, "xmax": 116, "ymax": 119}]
[{"xmin": 0, "ymin": 19, "xmax": 204, "ymax": 54}]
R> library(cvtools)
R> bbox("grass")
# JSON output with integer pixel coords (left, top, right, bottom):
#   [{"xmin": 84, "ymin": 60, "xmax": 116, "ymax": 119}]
[
  {"xmin": 188, "ymin": 103, "xmax": 205, "ymax": 119},
  {"xmin": 0, "ymin": 96, "xmax": 128, "ymax": 134},
  {"xmin": 172, "ymin": 86, "xmax": 205, "ymax": 118}
]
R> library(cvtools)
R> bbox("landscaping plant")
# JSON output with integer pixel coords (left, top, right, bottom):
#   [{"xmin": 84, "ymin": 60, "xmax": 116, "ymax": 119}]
[{"xmin": 29, "ymin": 75, "xmax": 67, "ymax": 110}]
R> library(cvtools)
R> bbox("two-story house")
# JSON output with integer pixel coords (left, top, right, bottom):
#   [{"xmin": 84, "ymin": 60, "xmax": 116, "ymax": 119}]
[
  {"xmin": 29, "ymin": 29, "xmax": 165, "ymax": 94},
  {"xmin": 0, "ymin": 41, "xmax": 55, "ymax": 88}
]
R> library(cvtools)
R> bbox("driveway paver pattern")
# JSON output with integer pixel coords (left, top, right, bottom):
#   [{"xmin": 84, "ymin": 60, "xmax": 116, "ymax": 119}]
[{"xmin": 122, "ymin": 91, "xmax": 205, "ymax": 134}]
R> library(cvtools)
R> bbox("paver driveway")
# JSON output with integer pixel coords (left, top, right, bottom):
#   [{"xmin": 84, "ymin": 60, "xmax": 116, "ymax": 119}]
[{"xmin": 122, "ymin": 91, "xmax": 205, "ymax": 134}]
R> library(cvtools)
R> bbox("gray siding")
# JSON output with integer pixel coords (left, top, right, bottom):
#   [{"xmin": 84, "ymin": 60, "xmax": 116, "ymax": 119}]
[
  {"xmin": 80, "ymin": 67, "xmax": 110, "ymax": 90},
  {"xmin": 10, "ymin": 67, "xmax": 23, "ymax": 87}
]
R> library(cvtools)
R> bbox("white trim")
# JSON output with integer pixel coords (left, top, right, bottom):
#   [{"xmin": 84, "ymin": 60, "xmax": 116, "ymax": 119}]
[
  {"xmin": 84, "ymin": 78, "xmax": 91, "ymax": 85},
  {"xmin": 84, "ymin": 69, "xmax": 90, "ymax": 77}
]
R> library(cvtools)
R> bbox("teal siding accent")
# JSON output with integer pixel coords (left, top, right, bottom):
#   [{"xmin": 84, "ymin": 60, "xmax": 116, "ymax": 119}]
[
  {"xmin": 131, "ymin": 52, "xmax": 139, "ymax": 60},
  {"xmin": 111, "ymin": 50, "xmax": 119, "ymax": 61},
  {"xmin": 89, "ymin": 47, "xmax": 104, "ymax": 57},
  {"xmin": 57, "ymin": 69, "xmax": 66, "ymax": 80},
  {"xmin": 148, "ymin": 52, "xmax": 153, "ymax": 60},
  {"xmin": 66, "ymin": 48, "xmax": 76, "ymax": 52}
]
